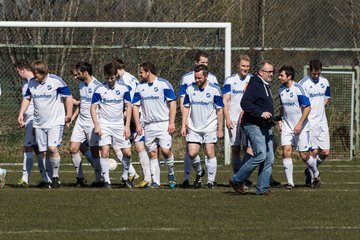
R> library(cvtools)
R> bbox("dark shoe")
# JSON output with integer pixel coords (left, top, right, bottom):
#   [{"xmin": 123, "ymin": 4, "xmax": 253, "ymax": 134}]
[
  {"xmin": 181, "ymin": 179, "xmax": 190, "ymax": 188},
  {"xmin": 51, "ymin": 177, "xmax": 61, "ymax": 189},
  {"xmin": 229, "ymin": 179, "xmax": 246, "ymax": 194},
  {"xmin": 243, "ymin": 179, "xmax": 252, "ymax": 189},
  {"xmin": 37, "ymin": 181, "xmax": 51, "ymax": 189},
  {"xmin": 283, "ymin": 183, "xmax": 294, "ymax": 190},
  {"xmin": 103, "ymin": 182, "xmax": 111, "ymax": 189},
  {"xmin": 91, "ymin": 181, "xmax": 104, "ymax": 188},
  {"xmin": 76, "ymin": 177, "xmax": 87, "ymax": 187},
  {"xmin": 259, "ymin": 190, "xmax": 273, "ymax": 196},
  {"xmin": 269, "ymin": 177, "xmax": 281, "ymax": 188},
  {"xmin": 193, "ymin": 169, "xmax": 205, "ymax": 189},
  {"xmin": 122, "ymin": 179, "xmax": 136, "ymax": 189},
  {"xmin": 312, "ymin": 175, "xmax": 321, "ymax": 188},
  {"xmin": 304, "ymin": 168, "xmax": 312, "ymax": 187},
  {"xmin": 207, "ymin": 182, "xmax": 216, "ymax": 190}
]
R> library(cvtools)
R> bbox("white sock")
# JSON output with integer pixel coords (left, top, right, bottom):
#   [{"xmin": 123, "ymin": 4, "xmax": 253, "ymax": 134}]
[
  {"xmin": 22, "ymin": 152, "xmax": 34, "ymax": 183},
  {"xmin": 37, "ymin": 152, "xmax": 50, "ymax": 182},
  {"xmin": 71, "ymin": 152, "xmax": 84, "ymax": 179},
  {"xmin": 83, "ymin": 149, "xmax": 94, "ymax": 167},
  {"xmin": 306, "ymin": 156, "xmax": 319, "ymax": 178},
  {"xmin": 100, "ymin": 157, "xmax": 110, "ymax": 184},
  {"xmin": 205, "ymin": 157, "xmax": 217, "ymax": 183},
  {"xmin": 139, "ymin": 150, "xmax": 151, "ymax": 182},
  {"xmin": 45, "ymin": 153, "xmax": 53, "ymax": 179},
  {"xmin": 183, "ymin": 152, "xmax": 191, "ymax": 181},
  {"xmin": 231, "ymin": 153, "xmax": 241, "ymax": 174},
  {"xmin": 191, "ymin": 155, "xmax": 202, "ymax": 175},
  {"xmin": 50, "ymin": 156, "xmax": 61, "ymax": 178},
  {"xmin": 165, "ymin": 154, "xmax": 174, "ymax": 176},
  {"xmin": 151, "ymin": 158, "xmax": 160, "ymax": 185},
  {"xmin": 121, "ymin": 156, "xmax": 131, "ymax": 180},
  {"xmin": 116, "ymin": 150, "xmax": 123, "ymax": 163},
  {"xmin": 93, "ymin": 158, "xmax": 102, "ymax": 182},
  {"xmin": 128, "ymin": 163, "xmax": 137, "ymax": 177},
  {"xmin": 283, "ymin": 158, "xmax": 294, "ymax": 186}
]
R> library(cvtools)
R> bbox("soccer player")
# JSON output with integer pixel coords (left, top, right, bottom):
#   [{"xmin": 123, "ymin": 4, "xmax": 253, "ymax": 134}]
[
  {"xmin": 15, "ymin": 60, "xmax": 52, "ymax": 187},
  {"xmin": 299, "ymin": 60, "xmax": 330, "ymax": 187},
  {"xmin": 132, "ymin": 61, "xmax": 177, "ymax": 189},
  {"xmin": 229, "ymin": 60, "xmax": 275, "ymax": 196},
  {"xmin": 90, "ymin": 63, "xmax": 134, "ymax": 189},
  {"xmin": 277, "ymin": 65, "xmax": 320, "ymax": 189},
  {"xmin": 17, "ymin": 60, "xmax": 73, "ymax": 188},
  {"xmin": 68, "ymin": 62, "xmax": 102, "ymax": 187},
  {"xmin": 179, "ymin": 51, "xmax": 218, "ymax": 187},
  {"xmin": 181, "ymin": 64, "xmax": 224, "ymax": 189},
  {"xmin": 222, "ymin": 55, "xmax": 253, "ymax": 185},
  {"xmin": 113, "ymin": 58, "xmax": 151, "ymax": 188}
]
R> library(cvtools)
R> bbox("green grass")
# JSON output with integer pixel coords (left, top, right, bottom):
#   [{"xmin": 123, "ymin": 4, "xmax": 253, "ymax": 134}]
[{"xmin": 0, "ymin": 160, "xmax": 360, "ymax": 240}]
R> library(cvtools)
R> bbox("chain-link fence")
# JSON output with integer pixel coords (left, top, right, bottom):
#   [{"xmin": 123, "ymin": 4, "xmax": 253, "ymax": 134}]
[{"xmin": 0, "ymin": 0, "xmax": 359, "ymax": 163}]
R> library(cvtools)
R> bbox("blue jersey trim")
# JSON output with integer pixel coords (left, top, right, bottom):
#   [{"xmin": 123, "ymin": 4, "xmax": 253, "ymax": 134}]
[
  {"xmin": 164, "ymin": 88, "xmax": 176, "ymax": 101},
  {"xmin": 57, "ymin": 86, "xmax": 71, "ymax": 96},
  {"xmin": 132, "ymin": 92, "xmax": 141, "ymax": 104},
  {"xmin": 325, "ymin": 86, "xmax": 331, "ymax": 97},
  {"xmin": 214, "ymin": 95, "xmax": 224, "ymax": 108},
  {"xmin": 183, "ymin": 94, "xmax": 190, "ymax": 106},
  {"xmin": 222, "ymin": 84, "xmax": 231, "ymax": 94},
  {"xmin": 91, "ymin": 92, "xmax": 101, "ymax": 104},
  {"xmin": 298, "ymin": 95, "xmax": 311, "ymax": 107}
]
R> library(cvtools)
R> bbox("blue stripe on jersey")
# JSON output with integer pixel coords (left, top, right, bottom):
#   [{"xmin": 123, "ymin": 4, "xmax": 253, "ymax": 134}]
[
  {"xmin": 24, "ymin": 88, "xmax": 31, "ymax": 97},
  {"xmin": 132, "ymin": 92, "xmax": 141, "ymax": 104},
  {"xmin": 298, "ymin": 95, "xmax": 310, "ymax": 107},
  {"xmin": 208, "ymin": 82, "xmax": 221, "ymax": 93},
  {"xmin": 214, "ymin": 95, "xmax": 224, "ymax": 108},
  {"xmin": 294, "ymin": 83, "xmax": 307, "ymax": 96},
  {"xmin": 57, "ymin": 86, "xmax": 71, "ymax": 96},
  {"xmin": 91, "ymin": 92, "xmax": 101, "ymax": 104},
  {"xmin": 325, "ymin": 86, "xmax": 331, "ymax": 97},
  {"xmin": 164, "ymin": 88, "xmax": 176, "ymax": 101},
  {"xmin": 222, "ymin": 84, "xmax": 231, "ymax": 94},
  {"xmin": 183, "ymin": 94, "xmax": 190, "ymax": 106},
  {"xmin": 158, "ymin": 78, "xmax": 174, "ymax": 90},
  {"xmin": 179, "ymin": 84, "xmax": 188, "ymax": 97},
  {"xmin": 124, "ymin": 91, "xmax": 131, "ymax": 103}
]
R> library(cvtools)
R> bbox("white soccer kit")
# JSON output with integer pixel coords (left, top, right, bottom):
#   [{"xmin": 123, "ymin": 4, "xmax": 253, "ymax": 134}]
[
  {"xmin": 132, "ymin": 77, "xmax": 176, "ymax": 151},
  {"xmin": 179, "ymin": 71, "xmax": 218, "ymax": 97},
  {"xmin": 91, "ymin": 81, "xmax": 132, "ymax": 148},
  {"xmin": 183, "ymin": 82, "xmax": 224, "ymax": 143},
  {"xmin": 278, "ymin": 82, "xmax": 311, "ymax": 151},
  {"xmin": 222, "ymin": 73, "xmax": 251, "ymax": 146},
  {"xmin": 299, "ymin": 76, "xmax": 331, "ymax": 149},
  {"xmin": 71, "ymin": 77, "xmax": 102, "ymax": 146},
  {"xmin": 22, "ymin": 79, "xmax": 36, "ymax": 147},
  {"xmin": 24, "ymin": 74, "xmax": 71, "ymax": 151}
]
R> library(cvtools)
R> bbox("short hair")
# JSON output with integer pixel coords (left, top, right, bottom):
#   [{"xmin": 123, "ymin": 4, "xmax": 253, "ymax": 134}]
[
  {"xmin": 113, "ymin": 58, "xmax": 125, "ymax": 70},
  {"xmin": 15, "ymin": 59, "xmax": 32, "ymax": 71},
  {"xmin": 256, "ymin": 60, "xmax": 274, "ymax": 74},
  {"xmin": 103, "ymin": 63, "xmax": 118, "ymax": 76},
  {"xmin": 31, "ymin": 60, "xmax": 48, "ymax": 75},
  {"xmin": 194, "ymin": 51, "xmax": 209, "ymax": 62},
  {"xmin": 309, "ymin": 59, "xmax": 322, "ymax": 71},
  {"xmin": 279, "ymin": 65, "xmax": 295, "ymax": 80},
  {"xmin": 140, "ymin": 62, "xmax": 157, "ymax": 75},
  {"xmin": 194, "ymin": 64, "xmax": 209, "ymax": 77},
  {"xmin": 75, "ymin": 62, "xmax": 93, "ymax": 76},
  {"xmin": 239, "ymin": 55, "xmax": 251, "ymax": 63}
]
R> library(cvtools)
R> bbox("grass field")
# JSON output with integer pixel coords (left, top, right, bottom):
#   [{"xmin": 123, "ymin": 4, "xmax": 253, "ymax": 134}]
[{"xmin": 0, "ymin": 160, "xmax": 360, "ymax": 240}]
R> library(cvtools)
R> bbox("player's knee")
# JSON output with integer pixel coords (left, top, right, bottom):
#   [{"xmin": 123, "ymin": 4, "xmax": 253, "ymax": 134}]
[
  {"xmin": 320, "ymin": 149, "xmax": 330, "ymax": 157},
  {"xmin": 161, "ymin": 148, "xmax": 172, "ymax": 158},
  {"xmin": 122, "ymin": 148, "xmax": 132, "ymax": 158}
]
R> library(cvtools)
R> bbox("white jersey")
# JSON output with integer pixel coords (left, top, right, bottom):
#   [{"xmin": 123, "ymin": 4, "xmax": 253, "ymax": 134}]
[
  {"xmin": 24, "ymin": 74, "xmax": 71, "ymax": 128},
  {"xmin": 278, "ymin": 82, "xmax": 311, "ymax": 133},
  {"xmin": 77, "ymin": 77, "xmax": 102, "ymax": 126},
  {"xmin": 22, "ymin": 79, "xmax": 35, "ymax": 125},
  {"xmin": 222, "ymin": 73, "xmax": 252, "ymax": 122},
  {"xmin": 117, "ymin": 71, "xmax": 139, "ymax": 99},
  {"xmin": 183, "ymin": 82, "xmax": 224, "ymax": 133},
  {"xmin": 299, "ymin": 75, "xmax": 331, "ymax": 126},
  {"xmin": 132, "ymin": 77, "xmax": 176, "ymax": 124},
  {"xmin": 179, "ymin": 71, "xmax": 218, "ymax": 97},
  {"xmin": 91, "ymin": 82, "xmax": 131, "ymax": 127}
]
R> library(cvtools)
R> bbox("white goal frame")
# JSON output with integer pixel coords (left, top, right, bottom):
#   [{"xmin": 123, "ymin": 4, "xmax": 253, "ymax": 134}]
[{"xmin": 0, "ymin": 21, "xmax": 232, "ymax": 165}]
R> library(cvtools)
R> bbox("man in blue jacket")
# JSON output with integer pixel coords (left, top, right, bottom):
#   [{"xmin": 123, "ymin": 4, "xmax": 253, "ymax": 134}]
[{"xmin": 229, "ymin": 60, "xmax": 275, "ymax": 196}]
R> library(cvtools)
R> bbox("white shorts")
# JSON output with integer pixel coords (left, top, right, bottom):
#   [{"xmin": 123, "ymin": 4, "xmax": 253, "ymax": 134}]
[
  {"xmin": 70, "ymin": 121, "xmax": 99, "ymax": 147},
  {"xmin": 281, "ymin": 130, "xmax": 311, "ymax": 152},
  {"xmin": 35, "ymin": 125, "xmax": 64, "ymax": 152},
  {"xmin": 129, "ymin": 131, "xmax": 145, "ymax": 143},
  {"xmin": 23, "ymin": 120, "xmax": 37, "ymax": 147},
  {"xmin": 310, "ymin": 124, "xmax": 330, "ymax": 150},
  {"xmin": 186, "ymin": 129, "xmax": 218, "ymax": 144},
  {"xmin": 144, "ymin": 121, "xmax": 172, "ymax": 152},
  {"xmin": 228, "ymin": 120, "xmax": 248, "ymax": 146},
  {"xmin": 98, "ymin": 125, "xmax": 131, "ymax": 149}
]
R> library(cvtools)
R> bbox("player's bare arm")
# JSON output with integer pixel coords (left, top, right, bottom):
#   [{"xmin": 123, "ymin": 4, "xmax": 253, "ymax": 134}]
[
  {"xmin": 65, "ymin": 95, "xmax": 73, "ymax": 123},
  {"xmin": 132, "ymin": 105, "xmax": 143, "ymax": 135},
  {"xmin": 124, "ymin": 102, "xmax": 132, "ymax": 140},
  {"xmin": 222, "ymin": 94, "xmax": 234, "ymax": 129},
  {"xmin": 216, "ymin": 108, "xmax": 224, "ymax": 139},
  {"xmin": 90, "ymin": 104, "xmax": 101, "ymax": 136},
  {"xmin": 181, "ymin": 106, "xmax": 190, "ymax": 137},
  {"xmin": 294, "ymin": 105, "xmax": 311, "ymax": 135},
  {"xmin": 168, "ymin": 100, "xmax": 176, "ymax": 135},
  {"xmin": 17, "ymin": 98, "xmax": 30, "ymax": 128}
]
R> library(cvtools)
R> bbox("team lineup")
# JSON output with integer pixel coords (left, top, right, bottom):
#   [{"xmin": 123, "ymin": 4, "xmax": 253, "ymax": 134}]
[{"xmin": 0, "ymin": 52, "xmax": 331, "ymax": 195}]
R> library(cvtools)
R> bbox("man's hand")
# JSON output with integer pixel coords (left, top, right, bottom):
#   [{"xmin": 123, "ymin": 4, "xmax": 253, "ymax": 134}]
[{"xmin": 168, "ymin": 122, "xmax": 176, "ymax": 135}]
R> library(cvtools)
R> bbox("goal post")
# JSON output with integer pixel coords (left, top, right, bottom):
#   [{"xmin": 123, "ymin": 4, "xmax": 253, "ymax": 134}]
[{"xmin": 0, "ymin": 21, "xmax": 232, "ymax": 165}]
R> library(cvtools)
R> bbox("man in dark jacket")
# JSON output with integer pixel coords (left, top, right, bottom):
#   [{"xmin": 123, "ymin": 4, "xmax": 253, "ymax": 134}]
[{"xmin": 229, "ymin": 60, "xmax": 275, "ymax": 196}]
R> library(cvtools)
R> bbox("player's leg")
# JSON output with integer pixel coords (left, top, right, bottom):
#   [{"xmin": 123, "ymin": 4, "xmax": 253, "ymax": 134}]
[
  {"xmin": 119, "ymin": 147, "xmax": 135, "ymax": 189},
  {"xmin": 187, "ymin": 142, "xmax": 202, "ymax": 188},
  {"xmin": 99, "ymin": 145, "xmax": 111, "ymax": 188},
  {"xmin": 18, "ymin": 122, "xmax": 36, "ymax": 186},
  {"xmin": 35, "ymin": 128, "xmax": 54, "ymax": 188},
  {"xmin": 316, "ymin": 127, "xmax": 330, "ymax": 166},
  {"xmin": 32, "ymin": 146, "xmax": 49, "ymax": 184},
  {"xmin": 282, "ymin": 145, "xmax": 294, "ymax": 188},
  {"xmin": 79, "ymin": 142, "xmax": 94, "ymax": 167},
  {"xmin": 0, "ymin": 167, "xmax": 8, "ymax": 189},
  {"xmin": 134, "ymin": 139, "xmax": 151, "ymax": 187},
  {"xmin": 204, "ymin": 143, "xmax": 217, "ymax": 189},
  {"xmin": 69, "ymin": 141, "xmax": 85, "ymax": 185}
]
